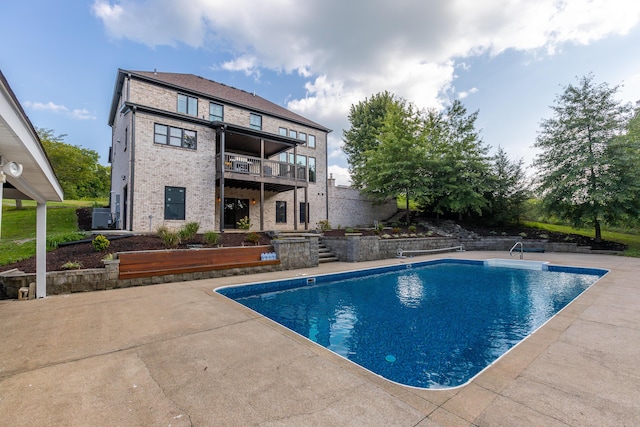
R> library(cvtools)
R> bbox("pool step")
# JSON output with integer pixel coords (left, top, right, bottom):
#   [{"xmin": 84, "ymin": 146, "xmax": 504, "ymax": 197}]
[{"xmin": 318, "ymin": 242, "xmax": 339, "ymax": 263}]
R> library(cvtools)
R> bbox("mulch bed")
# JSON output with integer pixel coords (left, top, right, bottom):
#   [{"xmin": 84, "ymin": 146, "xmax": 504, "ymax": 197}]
[{"xmin": 2, "ymin": 232, "xmax": 272, "ymax": 274}]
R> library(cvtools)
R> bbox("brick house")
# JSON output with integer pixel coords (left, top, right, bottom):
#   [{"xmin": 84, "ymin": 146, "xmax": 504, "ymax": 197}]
[{"xmin": 107, "ymin": 69, "xmax": 331, "ymax": 233}]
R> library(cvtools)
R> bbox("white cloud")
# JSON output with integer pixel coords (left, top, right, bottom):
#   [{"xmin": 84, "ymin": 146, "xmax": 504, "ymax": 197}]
[
  {"xmin": 93, "ymin": 0, "xmax": 640, "ymax": 173},
  {"xmin": 328, "ymin": 164, "xmax": 351, "ymax": 187},
  {"xmin": 458, "ymin": 87, "xmax": 479, "ymax": 100},
  {"xmin": 24, "ymin": 101, "xmax": 96, "ymax": 120}
]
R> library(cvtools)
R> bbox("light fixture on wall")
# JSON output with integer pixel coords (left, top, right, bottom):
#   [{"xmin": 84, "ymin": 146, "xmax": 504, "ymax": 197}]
[
  {"xmin": 0, "ymin": 157, "xmax": 24, "ymax": 183},
  {"xmin": 216, "ymin": 196, "xmax": 221, "ymax": 202},
  {"xmin": 251, "ymin": 198, "xmax": 256, "ymax": 205},
  {"xmin": 121, "ymin": 175, "xmax": 126, "ymax": 181}
]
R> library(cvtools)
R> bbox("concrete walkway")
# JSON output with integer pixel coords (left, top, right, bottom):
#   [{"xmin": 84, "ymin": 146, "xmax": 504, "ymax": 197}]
[{"xmin": 0, "ymin": 252, "xmax": 639, "ymax": 426}]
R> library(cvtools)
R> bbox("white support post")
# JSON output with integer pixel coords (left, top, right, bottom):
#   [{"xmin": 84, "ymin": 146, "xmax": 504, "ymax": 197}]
[{"xmin": 36, "ymin": 202, "xmax": 47, "ymax": 298}]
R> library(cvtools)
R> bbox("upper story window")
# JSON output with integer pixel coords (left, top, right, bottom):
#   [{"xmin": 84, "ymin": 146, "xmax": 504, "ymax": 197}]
[
  {"xmin": 299, "ymin": 132, "xmax": 307, "ymax": 144},
  {"xmin": 308, "ymin": 157, "xmax": 316, "ymax": 183},
  {"xmin": 308, "ymin": 134, "xmax": 316, "ymax": 148},
  {"xmin": 209, "ymin": 102, "xmax": 223, "ymax": 121},
  {"xmin": 154, "ymin": 123, "xmax": 197, "ymax": 149},
  {"xmin": 289, "ymin": 129, "xmax": 297, "ymax": 139},
  {"xmin": 250, "ymin": 113, "xmax": 262, "ymax": 130},
  {"xmin": 279, "ymin": 127, "xmax": 287, "ymax": 136},
  {"xmin": 177, "ymin": 94, "xmax": 198, "ymax": 116}
]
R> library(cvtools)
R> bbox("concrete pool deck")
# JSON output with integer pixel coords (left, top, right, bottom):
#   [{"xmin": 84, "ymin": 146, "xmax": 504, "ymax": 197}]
[{"xmin": 0, "ymin": 251, "xmax": 639, "ymax": 426}]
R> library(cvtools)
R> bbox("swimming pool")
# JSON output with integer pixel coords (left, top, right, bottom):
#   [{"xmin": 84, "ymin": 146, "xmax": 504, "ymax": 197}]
[{"xmin": 217, "ymin": 259, "xmax": 607, "ymax": 389}]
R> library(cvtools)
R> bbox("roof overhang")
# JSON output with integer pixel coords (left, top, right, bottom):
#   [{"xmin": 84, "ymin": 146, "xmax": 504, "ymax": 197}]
[{"xmin": 0, "ymin": 71, "xmax": 63, "ymax": 203}]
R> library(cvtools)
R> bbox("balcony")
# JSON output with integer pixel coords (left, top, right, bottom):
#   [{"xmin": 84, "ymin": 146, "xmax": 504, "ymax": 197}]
[{"xmin": 217, "ymin": 153, "xmax": 307, "ymax": 192}]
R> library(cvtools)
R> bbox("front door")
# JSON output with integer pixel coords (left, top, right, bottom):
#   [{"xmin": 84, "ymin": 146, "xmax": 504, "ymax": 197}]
[{"xmin": 224, "ymin": 198, "xmax": 249, "ymax": 229}]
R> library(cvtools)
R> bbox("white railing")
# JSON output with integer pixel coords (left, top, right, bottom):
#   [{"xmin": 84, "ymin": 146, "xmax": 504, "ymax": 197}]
[{"xmin": 220, "ymin": 153, "xmax": 306, "ymax": 181}]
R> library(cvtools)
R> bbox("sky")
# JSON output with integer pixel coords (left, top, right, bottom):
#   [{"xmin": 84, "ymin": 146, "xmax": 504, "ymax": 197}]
[{"xmin": 1, "ymin": 0, "xmax": 639, "ymax": 186}]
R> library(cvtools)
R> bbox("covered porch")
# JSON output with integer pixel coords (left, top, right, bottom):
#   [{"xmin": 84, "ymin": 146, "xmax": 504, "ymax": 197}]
[
  {"xmin": 0, "ymin": 70, "xmax": 64, "ymax": 298},
  {"xmin": 214, "ymin": 123, "xmax": 309, "ymax": 231}
]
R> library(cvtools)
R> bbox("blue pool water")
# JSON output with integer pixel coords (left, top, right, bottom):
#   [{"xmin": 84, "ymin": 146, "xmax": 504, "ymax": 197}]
[{"xmin": 217, "ymin": 259, "xmax": 606, "ymax": 389}]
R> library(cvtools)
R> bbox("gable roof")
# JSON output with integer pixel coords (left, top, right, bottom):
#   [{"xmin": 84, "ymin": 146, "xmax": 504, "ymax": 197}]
[
  {"xmin": 109, "ymin": 69, "xmax": 330, "ymax": 133},
  {"xmin": 0, "ymin": 70, "xmax": 63, "ymax": 203}
]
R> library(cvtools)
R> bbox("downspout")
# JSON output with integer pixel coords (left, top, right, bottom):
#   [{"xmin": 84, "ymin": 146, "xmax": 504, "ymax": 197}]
[
  {"xmin": 129, "ymin": 106, "xmax": 136, "ymax": 231},
  {"xmin": 219, "ymin": 126, "xmax": 226, "ymax": 233},
  {"xmin": 324, "ymin": 132, "xmax": 329, "ymax": 223},
  {"xmin": 293, "ymin": 145, "xmax": 298, "ymax": 231}
]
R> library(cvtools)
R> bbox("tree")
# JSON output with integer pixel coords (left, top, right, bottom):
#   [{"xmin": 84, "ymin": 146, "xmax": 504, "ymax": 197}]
[
  {"xmin": 484, "ymin": 147, "xmax": 530, "ymax": 225},
  {"xmin": 357, "ymin": 99, "xmax": 427, "ymax": 224},
  {"xmin": 343, "ymin": 92, "xmax": 398, "ymax": 189},
  {"xmin": 37, "ymin": 128, "xmax": 111, "ymax": 199},
  {"xmin": 534, "ymin": 75, "xmax": 637, "ymax": 241},
  {"xmin": 423, "ymin": 100, "xmax": 491, "ymax": 220}
]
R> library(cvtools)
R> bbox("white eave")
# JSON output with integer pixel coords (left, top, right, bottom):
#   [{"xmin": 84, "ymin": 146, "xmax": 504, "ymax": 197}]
[{"xmin": 0, "ymin": 71, "xmax": 63, "ymax": 203}]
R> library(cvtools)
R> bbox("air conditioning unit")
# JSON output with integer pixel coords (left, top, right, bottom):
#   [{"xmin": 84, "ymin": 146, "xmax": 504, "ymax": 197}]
[{"xmin": 232, "ymin": 160, "xmax": 250, "ymax": 173}]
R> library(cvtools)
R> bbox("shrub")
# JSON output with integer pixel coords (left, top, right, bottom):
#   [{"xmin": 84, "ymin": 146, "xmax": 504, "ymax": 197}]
[
  {"xmin": 92, "ymin": 234, "xmax": 110, "ymax": 252},
  {"xmin": 345, "ymin": 227, "xmax": 355, "ymax": 233},
  {"xmin": 316, "ymin": 219, "xmax": 331, "ymax": 232},
  {"xmin": 101, "ymin": 253, "xmax": 115, "ymax": 261},
  {"xmin": 519, "ymin": 232, "xmax": 528, "ymax": 238},
  {"xmin": 392, "ymin": 227, "xmax": 401, "ymax": 234},
  {"xmin": 46, "ymin": 232, "xmax": 88, "ymax": 249},
  {"xmin": 156, "ymin": 224, "xmax": 169, "ymax": 238},
  {"xmin": 236, "ymin": 216, "xmax": 251, "ymax": 230},
  {"xmin": 179, "ymin": 222, "xmax": 200, "ymax": 240},
  {"xmin": 408, "ymin": 225, "xmax": 417, "ymax": 233},
  {"xmin": 161, "ymin": 231, "xmax": 181, "ymax": 248},
  {"xmin": 204, "ymin": 231, "xmax": 220, "ymax": 246},
  {"xmin": 61, "ymin": 261, "xmax": 83, "ymax": 270},
  {"xmin": 245, "ymin": 232, "xmax": 260, "ymax": 245}
]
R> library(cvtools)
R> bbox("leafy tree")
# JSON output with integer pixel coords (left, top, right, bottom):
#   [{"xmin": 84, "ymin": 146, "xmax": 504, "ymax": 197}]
[
  {"xmin": 534, "ymin": 75, "xmax": 637, "ymax": 241},
  {"xmin": 37, "ymin": 128, "xmax": 111, "ymax": 199},
  {"xmin": 484, "ymin": 146, "xmax": 530, "ymax": 225},
  {"xmin": 423, "ymin": 100, "xmax": 491, "ymax": 219},
  {"xmin": 357, "ymin": 99, "xmax": 427, "ymax": 224},
  {"xmin": 343, "ymin": 91, "xmax": 398, "ymax": 189}
]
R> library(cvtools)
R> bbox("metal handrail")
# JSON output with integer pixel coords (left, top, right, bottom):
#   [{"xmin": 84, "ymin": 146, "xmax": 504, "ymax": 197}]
[
  {"xmin": 397, "ymin": 245, "xmax": 465, "ymax": 258},
  {"xmin": 509, "ymin": 241, "xmax": 523, "ymax": 259}
]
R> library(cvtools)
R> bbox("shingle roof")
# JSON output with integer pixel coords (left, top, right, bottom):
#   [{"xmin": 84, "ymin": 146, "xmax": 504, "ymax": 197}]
[{"xmin": 127, "ymin": 70, "xmax": 330, "ymax": 132}]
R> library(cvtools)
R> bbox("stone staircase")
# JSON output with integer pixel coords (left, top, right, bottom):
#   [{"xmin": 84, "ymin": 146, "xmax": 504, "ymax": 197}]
[
  {"xmin": 272, "ymin": 231, "xmax": 339, "ymax": 264},
  {"xmin": 318, "ymin": 240, "xmax": 339, "ymax": 264}
]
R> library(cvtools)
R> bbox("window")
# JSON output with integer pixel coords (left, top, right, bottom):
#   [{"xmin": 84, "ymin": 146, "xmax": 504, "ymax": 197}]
[
  {"xmin": 308, "ymin": 157, "xmax": 316, "ymax": 183},
  {"xmin": 209, "ymin": 103, "xmax": 223, "ymax": 121},
  {"xmin": 124, "ymin": 127, "xmax": 128, "ymax": 151},
  {"xmin": 276, "ymin": 201, "xmax": 287, "ymax": 223},
  {"xmin": 308, "ymin": 134, "xmax": 316, "ymax": 148},
  {"xmin": 279, "ymin": 127, "xmax": 287, "ymax": 136},
  {"xmin": 250, "ymin": 113, "xmax": 262, "ymax": 130},
  {"xmin": 177, "ymin": 94, "xmax": 198, "ymax": 116},
  {"xmin": 296, "ymin": 154, "xmax": 306, "ymax": 180},
  {"xmin": 154, "ymin": 124, "xmax": 197, "ymax": 149},
  {"xmin": 299, "ymin": 132, "xmax": 307, "ymax": 144},
  {"xmin": 299, "ymin": 202, "xmax": 309, "ymax": 224},
  {"xmin": 289, "ymin": 129, "xmax": 297, "ymax": 139},
  {"xmin": 165, "ymin": 186, "xmax": 185, "ymax": 220}
]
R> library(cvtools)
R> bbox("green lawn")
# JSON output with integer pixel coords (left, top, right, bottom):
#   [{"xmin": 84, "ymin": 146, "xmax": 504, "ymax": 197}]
[
  {"xmin": 523, "ymin": 221, "xmax": 640, "ymax": 257},
  {"xmin": 0, "ymin": 199, "xmax": 103, "ymax": 266}
]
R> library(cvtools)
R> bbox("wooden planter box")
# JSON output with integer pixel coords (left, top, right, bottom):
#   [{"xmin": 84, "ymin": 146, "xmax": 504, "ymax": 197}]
[{"xmin": 118, "ymin": 245, "xmax": 279, "ymax": 280}]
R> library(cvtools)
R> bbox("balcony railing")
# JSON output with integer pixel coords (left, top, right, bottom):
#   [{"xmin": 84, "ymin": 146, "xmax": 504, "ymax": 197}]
[{"xmin": 219, "ymin": 153, "xmax": 307, "ymax": 182}]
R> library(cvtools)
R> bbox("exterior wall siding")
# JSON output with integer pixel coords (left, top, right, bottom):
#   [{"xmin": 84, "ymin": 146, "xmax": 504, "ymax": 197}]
[{"xmin": 110, "ymin": 73, "xmax": 331, "ymax": 232}]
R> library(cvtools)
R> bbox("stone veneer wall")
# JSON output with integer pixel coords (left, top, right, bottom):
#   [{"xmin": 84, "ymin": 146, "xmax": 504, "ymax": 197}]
[
  {"xmin": 327, "ymin": 183, "xmax": 398, "ymax": 229},
  {"xmin": 321, "ymin": 236, "xmax": 460, "ymax": 262},
  {"xmin": 0, "ymin": 239, "xmax": 316, "ymax": 299}
]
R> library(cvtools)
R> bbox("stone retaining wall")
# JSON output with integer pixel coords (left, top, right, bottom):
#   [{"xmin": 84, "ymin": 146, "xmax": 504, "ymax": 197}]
[
  {"xmin": 321, "ymin": 235, "xmax": 460, "ymax": 262},
  {"xmin": 0, "ymin": 238, "xmax": 316, "ymax": 299}
]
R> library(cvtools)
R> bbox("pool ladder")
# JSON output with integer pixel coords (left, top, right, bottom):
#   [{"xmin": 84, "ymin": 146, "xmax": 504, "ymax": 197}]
[{"xmin": 510, "ymin": 241, "xmax": 524, "ymax": 259}]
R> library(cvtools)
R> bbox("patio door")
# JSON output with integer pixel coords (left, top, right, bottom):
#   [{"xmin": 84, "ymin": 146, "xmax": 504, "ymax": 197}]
[{"xmin": 224, "ymin": 198, "xmax": 249, "ymax": 229}]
